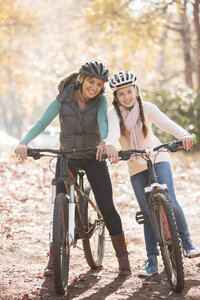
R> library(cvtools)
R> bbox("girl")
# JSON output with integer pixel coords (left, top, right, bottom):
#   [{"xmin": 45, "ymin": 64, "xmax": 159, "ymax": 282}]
[
  {"xmin": 103, "ymin": 70, "xmax": 199, "ymax": 277},
  {"xmin": 15, "ymin": 62, "xmax": 131, "ymax": 277}
]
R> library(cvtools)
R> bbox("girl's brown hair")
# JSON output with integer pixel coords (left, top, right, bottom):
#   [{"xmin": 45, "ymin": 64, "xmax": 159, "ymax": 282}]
[{"xmin": 113, "ymin": 87, "xmax": 148, "ymax": 137}]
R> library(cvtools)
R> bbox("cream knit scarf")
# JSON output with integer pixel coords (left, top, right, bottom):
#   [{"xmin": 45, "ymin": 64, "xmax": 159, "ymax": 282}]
[{"xmin": 120, "ymin": 99, "xmax": 146, "ymax": 154}]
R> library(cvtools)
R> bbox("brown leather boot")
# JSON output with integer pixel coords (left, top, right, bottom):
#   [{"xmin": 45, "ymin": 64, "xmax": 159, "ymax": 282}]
[
  {"xmin": 44, "ymin": 244, "xmax": 54, "ymax": 276},
  {"xmin": 110, "ymin": 232, "xmax": 131, "ymax": 277}
]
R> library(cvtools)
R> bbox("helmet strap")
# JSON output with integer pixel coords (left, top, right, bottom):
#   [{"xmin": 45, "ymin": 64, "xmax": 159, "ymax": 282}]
[{"xmin": 79, "ymin": 78, "xmax": 88, "ymax": 103}]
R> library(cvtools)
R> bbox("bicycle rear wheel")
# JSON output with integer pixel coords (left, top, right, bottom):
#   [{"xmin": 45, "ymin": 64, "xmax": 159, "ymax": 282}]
[
  {"xmin": 82, "ymin": 186, "xmax": 105, "ymax": 268},
  {"xmin": 53, "ymin": 193, "xmax": 70, "ymax": 295},
  {"xmin": 155, "ymin": 192, "xmax": 184, "ymax": 293}
]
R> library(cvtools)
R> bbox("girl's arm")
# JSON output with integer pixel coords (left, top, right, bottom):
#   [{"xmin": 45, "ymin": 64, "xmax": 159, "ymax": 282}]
[
  {"xmin": 103, "ymin": 107, "xmax": 121, "ymax": 163},
  {"xmin": 104, "ymin": 107, "xmax": 121, "ymax": 146},
  {"xmin": 147, "ymin": 102, "xmax": 193, "ymax": 150}
]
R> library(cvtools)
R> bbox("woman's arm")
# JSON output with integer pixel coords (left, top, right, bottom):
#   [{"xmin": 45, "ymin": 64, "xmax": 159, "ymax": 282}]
[
  {"xmin": 16, "ymin": 99, "xmax": 61, "ymax": 160},
  {"xmin": 21, "ymin": 99, "xmax": 61, "ymax": 144},
  {"xmin": 97, "ymin": 94, "xmax": 109, "ymax": 140}
]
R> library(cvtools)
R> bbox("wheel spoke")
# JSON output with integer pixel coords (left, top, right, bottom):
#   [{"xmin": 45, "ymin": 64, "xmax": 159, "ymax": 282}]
[{"xmin": 82, "ymin": 185, "xmax": 105, "ymax": 268}]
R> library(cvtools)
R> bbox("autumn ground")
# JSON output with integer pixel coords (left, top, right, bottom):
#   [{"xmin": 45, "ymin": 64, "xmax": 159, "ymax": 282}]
[{"xmin": 0, "ymin": 147, "xmax": 200, "ymax": 300}]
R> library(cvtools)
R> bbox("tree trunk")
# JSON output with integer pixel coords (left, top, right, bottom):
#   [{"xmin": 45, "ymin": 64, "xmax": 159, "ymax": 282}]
[
  {"xmin": 179, "ymin": 0, "xmax": 193, "ymax": 88},
  {"xmin": 193, "ymin": 0, "xmax": 200, "ymax": 89},
  {"xmin": 158, "ymin": 28, "xmax": 168, "ymax": 85}
]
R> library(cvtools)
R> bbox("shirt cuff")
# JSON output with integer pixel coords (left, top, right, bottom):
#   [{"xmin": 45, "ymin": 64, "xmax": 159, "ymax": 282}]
[{"xmin": 103, "ymin": 138, "xmax": 116, "ymax": 146}]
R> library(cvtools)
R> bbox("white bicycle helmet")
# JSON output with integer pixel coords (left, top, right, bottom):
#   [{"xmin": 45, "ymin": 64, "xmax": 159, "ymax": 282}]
[{"xmin": 109, "ymin": 71, "xmax": 137, "ymax": 91}]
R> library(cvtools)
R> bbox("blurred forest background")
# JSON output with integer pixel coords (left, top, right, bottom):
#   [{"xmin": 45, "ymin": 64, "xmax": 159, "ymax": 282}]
[{"xmin": 0, "ymin": 0, "xmax": 200, "ymax": 146}]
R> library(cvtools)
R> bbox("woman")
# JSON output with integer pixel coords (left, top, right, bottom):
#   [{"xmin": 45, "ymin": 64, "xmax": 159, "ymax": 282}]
[
  {"xmin": 103, "ymin": 70, "xmax": 199, "ymax": 277},
  {"xmin": 15, "ymin": 62, "xmax": 131, "ymax": 277}
]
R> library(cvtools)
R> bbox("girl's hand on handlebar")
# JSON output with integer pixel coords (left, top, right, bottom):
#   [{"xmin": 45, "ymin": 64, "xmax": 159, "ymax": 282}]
[
  {"xmin": 181, "ymin": 135, "xmax": 193, "ymax": 151},
  {"xmin": 15, "ymin": 143, "xmax": 28, "ymax": 161},
  {"xmin": 105, "ymin": 145, "xmax": 119, "ymax": 164}
]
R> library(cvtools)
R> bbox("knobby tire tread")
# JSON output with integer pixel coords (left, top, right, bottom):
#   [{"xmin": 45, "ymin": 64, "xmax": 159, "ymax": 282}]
[
  {"xmin": 156, "ymin": 192, "xmax": 184, "ymax": 293},
  {"xmin": 53, "ymin": 193, "xmax": 69, "ymax": 295}
]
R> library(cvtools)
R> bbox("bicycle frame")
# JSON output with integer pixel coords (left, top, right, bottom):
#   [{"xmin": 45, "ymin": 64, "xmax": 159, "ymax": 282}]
[
  {"xmin": 49, "ymin": 157, "xmax": 103, "ymax": 246},
  {"xmin": 27, "ymin": 147, "xmax": 106, "ymax": 294},
  {"xmin": 138, "ymin": 150, "xmax": 171, "ymax": 245}
]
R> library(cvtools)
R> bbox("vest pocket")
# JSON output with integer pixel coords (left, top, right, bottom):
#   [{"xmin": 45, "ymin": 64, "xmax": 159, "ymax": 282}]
[
  {"xmin": 83, "ymin": 135, "xmax": 100, "ymax": 148},
  {"xmin": 60, "ymin": 134, "xmax": 75, "ymax": 149}
]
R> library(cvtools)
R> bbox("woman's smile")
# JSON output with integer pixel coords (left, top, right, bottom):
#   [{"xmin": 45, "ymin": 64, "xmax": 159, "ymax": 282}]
[{"xmin": 81, "ymin": 76, "xmax": 104, "ymax": 100}]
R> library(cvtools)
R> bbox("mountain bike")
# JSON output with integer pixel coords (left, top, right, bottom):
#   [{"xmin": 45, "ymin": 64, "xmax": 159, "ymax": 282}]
[
  {"xmin": 118, "ymin": 140, "xmax": 185, "ymax": 293},
  {"xmin": 27, "ymin": 147, "xmax": 105, "ymax": 295}
]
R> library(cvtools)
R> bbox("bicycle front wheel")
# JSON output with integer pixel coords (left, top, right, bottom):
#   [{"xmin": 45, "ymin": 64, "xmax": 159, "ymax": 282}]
[
  {"xmin": 82, "ymin": 186, "xmax": 105, "ymax": 268},
  {"xmin": 156, "ymin": 192, "xmax": 184, "ymax": 293},
  {"xmin": 53, "ymin": 193, "xmax": 70, "ymax": 295}
]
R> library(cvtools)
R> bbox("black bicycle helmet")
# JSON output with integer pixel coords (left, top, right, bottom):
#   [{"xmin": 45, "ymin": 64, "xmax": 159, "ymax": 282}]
[{"xmin": 79, "ymin": 61, "xmax": 109, "ymax": 82}]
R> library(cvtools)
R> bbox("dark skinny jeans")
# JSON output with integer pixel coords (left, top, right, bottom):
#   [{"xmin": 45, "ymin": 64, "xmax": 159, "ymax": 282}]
[{"xmin": 55, "ymin": 157, "xmax": 122, "ymax": 236}]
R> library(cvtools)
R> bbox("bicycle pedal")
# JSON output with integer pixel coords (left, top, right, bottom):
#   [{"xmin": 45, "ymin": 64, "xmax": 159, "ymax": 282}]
[{"xmin": 135, "ymin": 210, "xmax": 149, "ymax": 224}]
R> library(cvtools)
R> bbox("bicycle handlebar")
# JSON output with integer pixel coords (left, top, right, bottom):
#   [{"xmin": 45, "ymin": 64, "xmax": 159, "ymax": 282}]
[
  {"xmin": 27, "ymin": 147, "xmax": 97, "ymax": 159},
  {"xmin": 27, "ymin": 140, "xmax": 184, "ymax": 161},
  {"xmin": 118, "ymin": 140, "xmax": 183, "ymax": 161}
]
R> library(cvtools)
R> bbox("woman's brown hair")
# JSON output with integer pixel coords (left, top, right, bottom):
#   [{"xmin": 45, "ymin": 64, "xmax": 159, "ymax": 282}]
[
  {"xmin": 57, "ymin": 72, "xmax": 106, "ymax": 94},
  {"xmin": 113, "ymin": 87, "xmax": 148, "ymax": 137},
  {"xmin": 57, "ymin": 72, "xmax": 79, "ymax": 92}
]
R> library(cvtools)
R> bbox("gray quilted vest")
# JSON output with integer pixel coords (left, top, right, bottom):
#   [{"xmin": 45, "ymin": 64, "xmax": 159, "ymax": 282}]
[{"xmin": 57, "ymin": 83, "xmax": 102, "ymax": 150}]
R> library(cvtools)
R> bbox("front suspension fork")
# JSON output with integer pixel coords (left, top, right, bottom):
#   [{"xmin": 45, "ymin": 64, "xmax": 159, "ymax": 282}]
[{"xmin": 49, "ymin": 179, "xmax": 76, "ymax": 246}]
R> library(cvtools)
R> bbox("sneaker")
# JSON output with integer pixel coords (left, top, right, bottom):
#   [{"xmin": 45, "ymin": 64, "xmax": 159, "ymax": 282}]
[
  {"xmin": 182, "ymin": 239, "xmax": 200, "ymax": 258},
  {"xmin": 138, "ymin": 255, "xmax": 158, "ymax": 277}
]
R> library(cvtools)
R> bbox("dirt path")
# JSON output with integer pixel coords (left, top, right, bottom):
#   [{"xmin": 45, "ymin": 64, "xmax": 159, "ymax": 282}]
[{"xmin": 0, "ymin": 149, "xmax": 200, "ymax": 299}]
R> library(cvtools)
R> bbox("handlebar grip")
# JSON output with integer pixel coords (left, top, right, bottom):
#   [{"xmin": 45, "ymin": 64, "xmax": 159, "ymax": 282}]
[
  {"xmin": 27, "ymin": 149, "xmax": 42, "ymax": 159},
  {"xmin": 167, "ymin": 140, "xmax": 183, "ymax": 152}
]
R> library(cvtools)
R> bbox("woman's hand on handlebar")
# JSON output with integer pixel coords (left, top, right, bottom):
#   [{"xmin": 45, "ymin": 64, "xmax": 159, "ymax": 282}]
[
  {"xmin": 105, "ymin": 145, "xmax": 119, "ymax": 164},
  {"xmin": 96, "ymin": 141, "xmax": 106, "ymax": 161},
  {"xmin": 181, "ymin": 135, "xmax": 193, "ymax": 151},
  {"xmin": 15, "ymin": 143, "xmax": 28, "ymax": 161}
]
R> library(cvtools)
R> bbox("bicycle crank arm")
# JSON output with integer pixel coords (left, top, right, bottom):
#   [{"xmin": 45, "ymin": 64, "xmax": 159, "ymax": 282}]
[{"xmin": 85, "ymin": 221, "xmax": 97, "ymax": 238}]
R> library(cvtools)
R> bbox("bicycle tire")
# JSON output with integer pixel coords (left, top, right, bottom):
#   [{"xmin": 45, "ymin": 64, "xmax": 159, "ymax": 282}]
[
  {"xmin": 53, "ymin": 193, "xmax": 70, "ymax": 295},
  {"xmin": 82, "ymin": 185, "xmax": 105, "ymax": 268},
  {"xmin": 155, "ymin": 192, "xmax": 184, "ymax": 293}
]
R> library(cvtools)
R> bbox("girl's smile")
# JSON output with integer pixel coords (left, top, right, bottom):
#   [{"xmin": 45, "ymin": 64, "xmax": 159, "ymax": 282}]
[{"xmin": 115, "ymin": 85, "xmax": 137, "ymax": 108}]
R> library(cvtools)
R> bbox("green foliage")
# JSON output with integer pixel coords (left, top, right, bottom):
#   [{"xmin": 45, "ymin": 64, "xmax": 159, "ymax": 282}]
[{"xmin": 143, "ymin": 86, "xmax": 200, "ymax": 143}]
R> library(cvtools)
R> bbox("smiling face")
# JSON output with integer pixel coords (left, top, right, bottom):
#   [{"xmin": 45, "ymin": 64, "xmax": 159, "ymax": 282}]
[
  {"xmin": 80, "ymin": 75, "xmax": 104, "ymax": 101},
  {"xmin": 115, "ymin": 85, "xmax": 137, "ymax": 108}
]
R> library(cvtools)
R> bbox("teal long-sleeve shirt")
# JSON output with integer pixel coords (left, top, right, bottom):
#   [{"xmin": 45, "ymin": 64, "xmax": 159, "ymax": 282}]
[{"xmin": 21, "ymin": 96, "xmax": 109, "ymax": 145}]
